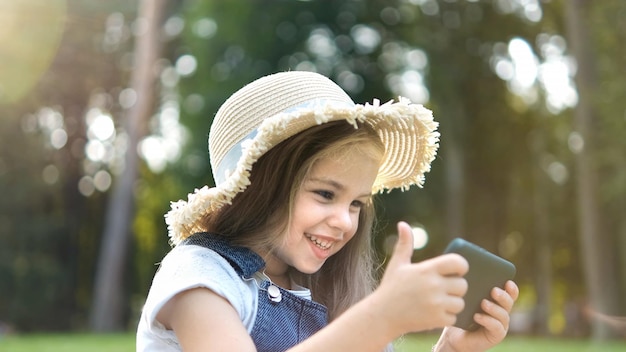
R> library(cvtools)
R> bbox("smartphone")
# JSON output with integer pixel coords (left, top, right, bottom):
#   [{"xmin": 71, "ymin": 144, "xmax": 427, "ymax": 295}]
[{"xmin": 443, "ymin": 238, "xmax": 516, "ymax": 331}]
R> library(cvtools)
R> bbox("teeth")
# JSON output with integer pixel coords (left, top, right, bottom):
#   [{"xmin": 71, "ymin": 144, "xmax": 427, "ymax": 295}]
[{"xmin": 306, "ymin": 234, "xmax": 331, "ymax": 250}]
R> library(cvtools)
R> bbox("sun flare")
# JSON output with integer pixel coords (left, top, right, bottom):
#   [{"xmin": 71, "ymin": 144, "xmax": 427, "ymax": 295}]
[{"xmin": 0, "ymin": 0, "xmax": 67, "ymax": 104}]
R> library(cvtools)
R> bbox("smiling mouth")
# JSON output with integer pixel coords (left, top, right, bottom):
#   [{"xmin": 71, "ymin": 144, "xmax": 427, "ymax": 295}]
[{"xmin": 305, "ymin": 234, "xmax": 332, "ymax": 250}]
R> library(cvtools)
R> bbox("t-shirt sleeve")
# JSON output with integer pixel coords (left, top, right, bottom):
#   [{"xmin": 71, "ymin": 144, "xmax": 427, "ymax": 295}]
[{"xmin": 140, "ymin": 245, "xmax": 257, "ymax": 334}]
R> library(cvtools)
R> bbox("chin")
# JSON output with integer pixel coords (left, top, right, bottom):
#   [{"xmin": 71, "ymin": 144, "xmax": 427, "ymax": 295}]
[{"xmin": 295, "ymin": 262, "xmax": 325, "ymax": 275}]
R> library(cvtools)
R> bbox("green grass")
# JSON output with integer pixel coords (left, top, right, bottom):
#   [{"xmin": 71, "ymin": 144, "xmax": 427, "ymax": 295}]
[
  {"xmin": 0, "ymin": 333, "xmax": 135, "ymax": 352},
  {"xmin": 396, "ymin": 334, "xmax": 626, "ymax": 352},
  {"xmin": 1, "ymin": 332, "xmax": 625, "ymax": 351}
]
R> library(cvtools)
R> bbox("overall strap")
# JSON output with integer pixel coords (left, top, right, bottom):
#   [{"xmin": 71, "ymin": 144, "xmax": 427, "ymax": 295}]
[
  {"xmin": 252, "ymin": 280, "xmax": 328, "ymax": 352},
  {"xmin": 181, "ymin": 232, "xmax": 265, "ymax": 278}
]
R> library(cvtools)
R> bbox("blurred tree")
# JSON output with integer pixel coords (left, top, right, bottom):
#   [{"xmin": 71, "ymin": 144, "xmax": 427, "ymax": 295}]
[
  {"xmin": 0, "ymin": 0, "xmax": 134, "ymax": 331},
  {"xmin": 386, "ymin": 0, "xmax": 556, "ymax": 334},
  {"xmin": 89, "ymin": 0, "xmax": 168, "ymax": 332},
  {"xmin": 0, "ymin": 108, "xmax": 74, "ymax": 331},
  {"xmin": 565, "ymin": 0, "xmax": 622, "ymax": 340},
  {"xmin": 591, "ymin": 1, "xmax": 626, "ymax": 317}
]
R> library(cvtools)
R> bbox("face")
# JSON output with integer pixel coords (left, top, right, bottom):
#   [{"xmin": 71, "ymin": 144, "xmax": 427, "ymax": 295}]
[{"xmin": 263, "ymin": 145, "xmax": 381, "ymax": 279}]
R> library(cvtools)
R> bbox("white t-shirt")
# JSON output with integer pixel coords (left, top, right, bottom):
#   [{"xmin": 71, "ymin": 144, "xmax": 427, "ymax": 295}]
[{"xmin": 136, "ymin": 244, "xmax": 312, "ymax": 351}]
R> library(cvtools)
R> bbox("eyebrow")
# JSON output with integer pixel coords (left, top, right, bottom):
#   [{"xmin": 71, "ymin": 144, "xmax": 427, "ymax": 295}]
[{"xmin": 307, "ymin": 177, "xmax": 373, "ymax": 199}]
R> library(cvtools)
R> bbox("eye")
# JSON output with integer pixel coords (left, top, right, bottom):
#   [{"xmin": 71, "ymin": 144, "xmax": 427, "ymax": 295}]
[
  {"xmin": 314, "ymin": 190, "xmax": 334, "ymax": 200},
  {"xmin": 351, "ymin": 200, "xmax": 365, "ymax": 209}
]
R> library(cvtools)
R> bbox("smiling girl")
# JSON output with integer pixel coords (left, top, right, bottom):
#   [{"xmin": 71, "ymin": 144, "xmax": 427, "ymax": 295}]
[{"xmin": 136, "ymin": 71, "xmax": 518, "ymax": 352}]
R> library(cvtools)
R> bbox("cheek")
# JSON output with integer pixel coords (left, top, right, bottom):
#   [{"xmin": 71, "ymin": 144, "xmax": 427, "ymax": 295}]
[
  {"xmin": 344, "ymin": 213, "xmax": 361, "ymax": 241},
  {"xmin": 335, "ymin": 226, "xmax": 359, "ymax": 255}
]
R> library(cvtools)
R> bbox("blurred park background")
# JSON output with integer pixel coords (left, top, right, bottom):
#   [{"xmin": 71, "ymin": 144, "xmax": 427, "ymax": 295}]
[{"xmin": 1, "ymin": 0, "xmax": 625, "ymax": 346}]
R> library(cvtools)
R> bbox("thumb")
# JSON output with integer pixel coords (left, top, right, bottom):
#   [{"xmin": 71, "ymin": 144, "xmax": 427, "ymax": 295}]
[{"xmin": 386, "ymin": 221, "xmax": 414, "ymax": 271}]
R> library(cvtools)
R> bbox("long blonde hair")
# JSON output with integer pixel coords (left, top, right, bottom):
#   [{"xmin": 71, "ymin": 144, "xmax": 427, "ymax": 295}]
[{"xmin": 200, "ymin": 120, "xmax": 384, "ymax": 320}]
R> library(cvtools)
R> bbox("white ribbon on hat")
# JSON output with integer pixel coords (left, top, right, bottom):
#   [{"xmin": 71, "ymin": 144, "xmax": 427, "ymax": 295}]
[{"xmin": 213, "ymin": 98, "xmax": 355, "ymax": 186}]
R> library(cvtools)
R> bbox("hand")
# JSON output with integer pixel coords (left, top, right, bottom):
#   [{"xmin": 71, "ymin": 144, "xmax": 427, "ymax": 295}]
[
  {"xmin": 435, "ymin": 280, "xmax": 520, "ymax": 352},
  {"xmin": 374, "ymin": 221, "xmax": 469, "ymax": 334}
]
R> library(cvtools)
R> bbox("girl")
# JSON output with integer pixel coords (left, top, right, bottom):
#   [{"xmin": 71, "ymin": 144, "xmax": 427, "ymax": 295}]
[{"xmin": 137, "ymin": 71, "xmax": 519, "ymax": 351}]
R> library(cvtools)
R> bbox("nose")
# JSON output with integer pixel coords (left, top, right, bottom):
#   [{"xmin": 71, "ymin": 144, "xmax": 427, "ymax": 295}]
[{"xmin": 327, "ymin": 205, "xmax": 355, "ymax": 234}]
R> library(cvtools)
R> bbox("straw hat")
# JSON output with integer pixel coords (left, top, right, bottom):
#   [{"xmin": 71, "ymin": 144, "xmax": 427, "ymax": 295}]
[{"xmin": 165, "ymin": 71, "xmax": 439, "ymax": 244}]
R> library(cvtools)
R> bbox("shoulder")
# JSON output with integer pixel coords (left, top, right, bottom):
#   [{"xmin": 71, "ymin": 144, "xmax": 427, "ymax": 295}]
[
  {"xmin": 152, "ymin": 244, "xmax": 257, "ymax": 310},
  {"xmin": 159, "ymin": 244, "xmax": 242, "ymax": 281},
  {"xmin": 138, "ymin": 244, "xmax": 259, "ymax": 339}
]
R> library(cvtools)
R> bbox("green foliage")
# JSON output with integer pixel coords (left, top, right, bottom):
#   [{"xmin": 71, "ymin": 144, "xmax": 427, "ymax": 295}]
[
  {"xmin": 0, "ymin": 111, "xmax": 75, "ymax": 331},
  {"xmin": 587, "ymin": 0, "xmax": 626, "ymax": 310},
  {"xmin": 0, "ymin": 0, "xmax": 136, "ymax": 331},
  {"xmin": 1, "ymin": 0, "xmax": 625, "ymax": 337}
]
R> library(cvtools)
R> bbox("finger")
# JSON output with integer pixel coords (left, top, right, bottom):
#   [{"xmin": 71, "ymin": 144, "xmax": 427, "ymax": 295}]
[
  {"xmin": 474, "ymin": 309, "xmax": 508, "ymax": 338},
  {"xmin": 481, "ymin": 298, "xmax": 508, "ymax": 322},
  {"xmin": 444, "ymin": 312, "xmax": 460, "ymax": 328},
  {"xmin": 490, "ymin": 286, "xmax": 515, "ymax": 313},
  {"xmin": 447, "ymin": 277, "xmax": 468, "ymax": 297},
  {"xmin": 386, "ymin": 222, "xmax": 415, "ymax": 271},
  {"xmin": 505, "ymin": 280, "xmax": 520, "ymax": 301},
  {"xmin": 429, "ymin": 253, "xmax": 469, "ymax": 277},
  {"xmin": 446, "ymin": 296, "xmax": 466, "ymax": 315},
  {"xmin": 479, "ymin": 298, "xmax": 510, "ymax": 331}
]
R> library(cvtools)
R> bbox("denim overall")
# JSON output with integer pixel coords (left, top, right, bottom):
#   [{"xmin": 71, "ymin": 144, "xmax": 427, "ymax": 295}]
[{"xmin": 182, "ymin": 233, "xmax": 328, "ymax": 352}]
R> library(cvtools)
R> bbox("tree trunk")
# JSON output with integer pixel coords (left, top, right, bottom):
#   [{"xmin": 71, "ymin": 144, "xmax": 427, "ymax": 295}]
[
  {"xmin": 564, "ymin": 0, "xmax": 621, "ymax": 340},
  {"xmin": 444, "ymin": 114, "xmax": 465, "ymax": 242},
  {"xmin": 89, "ymin": 0, "xmax": 165, "ymax": 332},
  {"xmin": 529, "ymin": 132, "xmax": 552, "ymax": 335}
]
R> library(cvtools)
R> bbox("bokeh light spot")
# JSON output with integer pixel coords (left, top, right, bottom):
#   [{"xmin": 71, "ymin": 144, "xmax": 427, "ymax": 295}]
[
  {"xmin": 94, "ymin": 170, "xmax": 112, "ymax": 192},
  {"xmin": 411, "ymin": 226, "xmax": 429, "ymax": 249},
  {"xmin": 42, "ymin": 165, "xmax": 60, "ymax": 185}
]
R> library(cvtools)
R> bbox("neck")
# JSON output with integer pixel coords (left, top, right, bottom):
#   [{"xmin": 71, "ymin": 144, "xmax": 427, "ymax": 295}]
[
  {"xmin": 256, "ymin": 249, "xmax": 292, "ymax": 289},
  {"xmin": 265, "ymin": 271, "xmax": 292, "ymax": 290}
]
